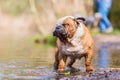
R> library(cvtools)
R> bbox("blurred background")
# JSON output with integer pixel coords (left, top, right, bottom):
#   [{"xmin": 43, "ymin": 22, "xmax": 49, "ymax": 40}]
[{"xmin": 0, "ymin": 0, "xmax": 120, "ymax": 80}]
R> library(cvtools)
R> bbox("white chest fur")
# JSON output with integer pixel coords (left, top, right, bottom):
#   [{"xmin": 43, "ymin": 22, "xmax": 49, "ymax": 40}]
[
  {"xmin": 71, "ymin": 23, "xmax": 84, "ymax": 46},
  {"xmin": 61, "ymin": 45, "xmax": 84, "ymax": 55},
  {"xmin": 61, "ymin": 24, "xmax": 85, "ymax": 57}
]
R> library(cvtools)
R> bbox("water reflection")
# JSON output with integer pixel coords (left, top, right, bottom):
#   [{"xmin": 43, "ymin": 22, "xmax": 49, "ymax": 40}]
[
  {"xmin": 98, "ymin": 46, "xmax": 110, "ymax": 68},
  {"xmin": 0, "ymin": 59, "xmax": 56, "ymax": 80}
]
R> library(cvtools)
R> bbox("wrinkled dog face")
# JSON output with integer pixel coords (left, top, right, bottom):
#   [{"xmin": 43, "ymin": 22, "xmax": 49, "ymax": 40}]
[{"xmin": 53, "ymin": 16, "xmax": 80, "ymax": 42}]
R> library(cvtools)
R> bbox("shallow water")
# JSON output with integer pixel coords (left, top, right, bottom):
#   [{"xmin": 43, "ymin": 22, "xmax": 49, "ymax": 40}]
[{"xmin": 0, "ymin": 37, "xmax": 120, "ymax": 80}]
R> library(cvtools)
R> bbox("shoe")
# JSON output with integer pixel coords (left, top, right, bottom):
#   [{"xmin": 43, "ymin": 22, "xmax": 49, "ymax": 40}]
[{"xmin": 105, "ymin": 27, "xmax": 113, "ymax": 33}]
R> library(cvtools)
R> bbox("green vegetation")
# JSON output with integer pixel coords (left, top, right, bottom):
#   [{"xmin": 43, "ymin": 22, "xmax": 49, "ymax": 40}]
[
  {"xmin": 110, "ymin": 0, "xmax": 120, "ymax": 29},
  {"xmin": 91, "ymin": 28, "xmax": 120, "ymax": 35},
  {"xmin": 109, "ymin": 28, "xmax": 120, "ymax": 34},
  {"xmin": 33, "ymin": 34, "xmax": 56, "ymax": 47}
]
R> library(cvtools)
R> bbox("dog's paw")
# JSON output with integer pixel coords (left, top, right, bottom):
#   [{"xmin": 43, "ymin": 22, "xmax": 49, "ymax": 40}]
[
  {"xmin": 58, "ymin": 69, "xmax": 65, "ymax": 72},
  {"xmin": 86, "ymin": 66, "xmax": 94, "ymax": 72}
]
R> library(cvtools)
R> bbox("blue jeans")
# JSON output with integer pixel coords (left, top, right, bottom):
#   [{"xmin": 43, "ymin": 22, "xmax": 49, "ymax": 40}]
[
  {"xmin": 95, "ymin": 0, "xmax": 112, "ymax": 32},
  {"xmin": 99, "ymin": 8, "xmax": 112, "ymax": 32}
]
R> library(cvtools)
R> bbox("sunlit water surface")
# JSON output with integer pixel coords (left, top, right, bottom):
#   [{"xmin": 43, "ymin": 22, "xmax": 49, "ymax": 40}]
[{"xmin": 0, "ymin": 37, "xmax": 120, "ymax": 80}]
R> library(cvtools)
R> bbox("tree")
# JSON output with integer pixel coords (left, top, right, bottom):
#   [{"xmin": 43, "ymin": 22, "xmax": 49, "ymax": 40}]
[{"xmin": 29, "ymin": 0, "xmax": 44, "ymax": 34}]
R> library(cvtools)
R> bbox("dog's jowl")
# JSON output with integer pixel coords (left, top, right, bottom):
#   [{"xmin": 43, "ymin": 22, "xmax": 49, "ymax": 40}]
[{"xmin": 53, "ymin": 16, "xmax": 94, "ymax": 72}]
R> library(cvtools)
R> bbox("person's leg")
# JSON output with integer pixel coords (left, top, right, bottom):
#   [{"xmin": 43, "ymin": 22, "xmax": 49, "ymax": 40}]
[
  {"xmin": 95, "ymin": 0, "xmax": 100, "ymax": 8},
  {"xmin": 98, "ymin": 5, "xmax": 107, "ymax": 32},
  {"xmin": 101, "ymin": 8, "xmax": 112, "ymax": 27},
  {"xmin": 102, "ymin": 9, "xmax": 113, "ymax": 32},
  {"xmin": 99, "ymin": 19, "xmax": 106, "ymax": 32},
  {"xmin": 98, "ymin": 7, "xmax": 112, "ymax": 32}
]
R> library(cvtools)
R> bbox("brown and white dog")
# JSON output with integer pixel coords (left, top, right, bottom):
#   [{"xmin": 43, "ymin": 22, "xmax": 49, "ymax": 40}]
[{"xmin": 53, "ymin": 16, "xmax": 94, "ymax": 72}]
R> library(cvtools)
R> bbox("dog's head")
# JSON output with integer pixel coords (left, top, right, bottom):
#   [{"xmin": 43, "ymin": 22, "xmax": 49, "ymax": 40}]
[{"xmin": 53, "ymin": 16, "xmax": 85, "ymax": 43}]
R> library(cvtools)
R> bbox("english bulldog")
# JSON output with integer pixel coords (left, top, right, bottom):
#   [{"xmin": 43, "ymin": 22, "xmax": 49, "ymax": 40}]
[{"xmin": 53, "ymin": 16, "xmax": 94, "ymax": 72}]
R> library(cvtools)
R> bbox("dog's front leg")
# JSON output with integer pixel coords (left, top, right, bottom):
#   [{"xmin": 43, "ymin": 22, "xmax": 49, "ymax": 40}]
[
  {"xmin": 58, "ymin": 53, "xmax": 67, "ymax": 72},
  {"xmin": 67, "ymin": 57, "xmax": 76, "ymax": 68},
  {"xmin": 85, "ymin": 48, "xmax": 94, "ymax": 72},
  {"xmin": 54, "ymin": 48, "xmax": 59, "ymax": 70}
]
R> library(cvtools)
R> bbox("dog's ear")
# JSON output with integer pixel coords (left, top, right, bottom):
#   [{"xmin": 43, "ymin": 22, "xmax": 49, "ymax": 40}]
[
  {"xmin": 74, "ymin": 17, "xmax": 85, "ymax": 26},
  {"xmin": 76, "ymin": 17, "xmax": 85, "ymax": 21}
]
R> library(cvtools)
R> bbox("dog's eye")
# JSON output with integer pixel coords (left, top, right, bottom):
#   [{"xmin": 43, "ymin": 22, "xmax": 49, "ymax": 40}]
[{"xmin": 62, "ymin": 24, "xmax": 69, "ymax": 27}]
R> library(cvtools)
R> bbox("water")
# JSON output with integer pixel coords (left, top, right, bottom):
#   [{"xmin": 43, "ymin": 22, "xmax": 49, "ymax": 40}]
[{"xmin": 0, "ymin": 37, "xmax": 120, "ymax": 80}]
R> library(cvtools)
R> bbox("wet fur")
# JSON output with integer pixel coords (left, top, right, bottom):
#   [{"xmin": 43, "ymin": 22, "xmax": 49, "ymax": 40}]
[{"xmin": 53, "ymin": 16, "xmax": 94, "ymax": 72}]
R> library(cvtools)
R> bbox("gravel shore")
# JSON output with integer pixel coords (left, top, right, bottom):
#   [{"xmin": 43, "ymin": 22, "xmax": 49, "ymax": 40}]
[{"xmin": 60, "ymin": 68, "xmax": 120, "ymax": 80}]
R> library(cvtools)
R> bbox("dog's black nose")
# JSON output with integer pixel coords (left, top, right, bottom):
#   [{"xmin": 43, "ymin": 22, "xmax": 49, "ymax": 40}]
[
  {"xmin": 53, "ymin": 31, "xmax": 57, "ymax": 36},
  {"xmin": 56, "ymin": 26, "xmax": 61, "ymax": 30}
]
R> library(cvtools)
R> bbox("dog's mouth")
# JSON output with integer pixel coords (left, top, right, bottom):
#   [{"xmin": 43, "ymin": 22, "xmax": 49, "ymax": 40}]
[{"xmin": 53, "ymin": 30, "xmax": 68, "ymax": 42}]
